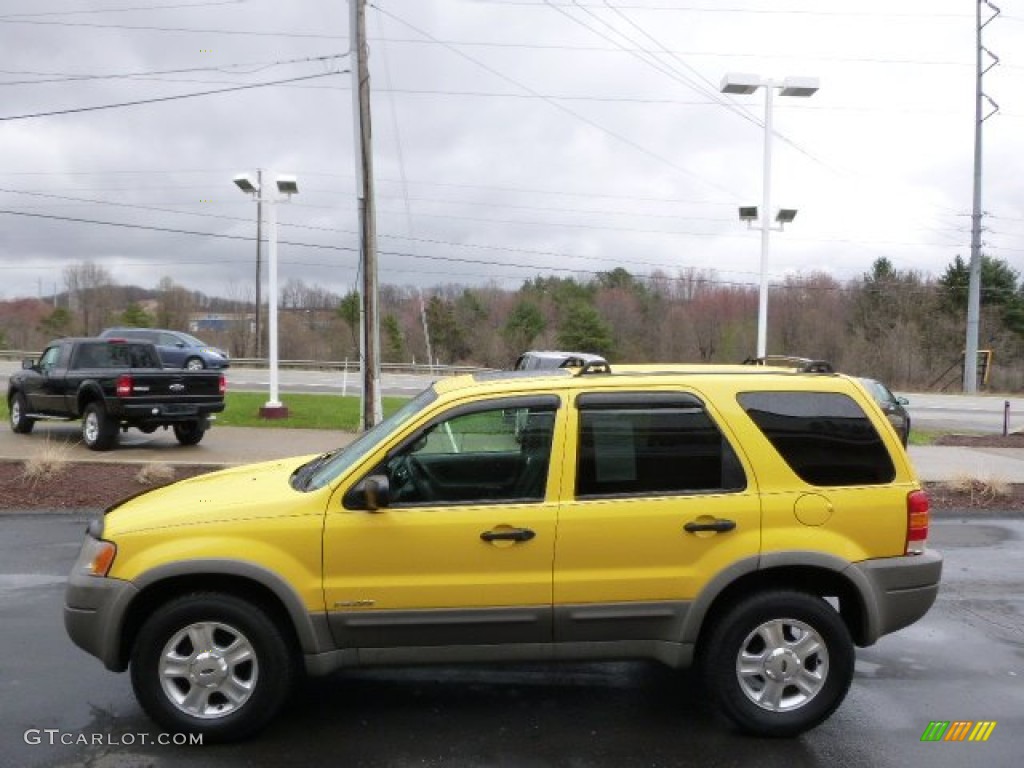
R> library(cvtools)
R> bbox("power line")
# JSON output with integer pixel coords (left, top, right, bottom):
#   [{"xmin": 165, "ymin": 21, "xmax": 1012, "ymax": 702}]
[
  {"xmin": 369, "ymin": 2, "xmax": 740, "ymax": 202},
  {"xmin": 471, "ymin": 2, "xmax": 972, "ymax": 18},
  {"xmin": 0, "ymin": 16, "xmax": 346, "ymax": 40},
  {"xmin": 0, "ymin": 53, "xmax": 349, "ymax": 87},
  {"xmin": 0, "ymin": 1, "xmax": 245, "ymax": 20},
  {"xmin": 0, "ymin": 70, "xmax": 348, "ymax": 122}
]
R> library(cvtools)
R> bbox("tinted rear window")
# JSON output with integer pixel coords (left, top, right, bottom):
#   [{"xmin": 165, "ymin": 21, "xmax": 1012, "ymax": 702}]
[
  {"xmin": 738, "ymin": 391, "xmax": 895, "ymax": 486},
  {"xmin": 576, "ymin": 394, "xmax": 746, "ymax": 497},
  {"xmin": 75, "ymin": 343, "xmax": 161, "ymax": 369}
]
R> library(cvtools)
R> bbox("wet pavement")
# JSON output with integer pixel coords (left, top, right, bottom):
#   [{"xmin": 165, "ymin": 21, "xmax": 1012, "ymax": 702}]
[{"xmin": 1, "ymin": 514, "xmax": 1020, "ymax": 768}]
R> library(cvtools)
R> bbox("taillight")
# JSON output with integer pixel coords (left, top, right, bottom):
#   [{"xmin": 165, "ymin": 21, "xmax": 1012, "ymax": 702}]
[
  {"xmin": 219, "ymin": 374, "xmax": 226, "ymax": 396},
  {"xmin": 116, "ymin": 374, "xmax": 133, "ymax": 397},
  {"xmin": 906, "ymin": 490, "xmax": 930, "ymax": 554}
]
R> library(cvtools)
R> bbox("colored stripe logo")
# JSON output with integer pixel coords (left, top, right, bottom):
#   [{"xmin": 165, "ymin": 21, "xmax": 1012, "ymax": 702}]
[{"xmin": 921, "ymin": 721, "xmax": 997, "ymax": 743}]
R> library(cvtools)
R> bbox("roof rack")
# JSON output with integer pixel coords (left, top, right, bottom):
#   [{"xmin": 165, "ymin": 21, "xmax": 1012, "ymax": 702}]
[{"xmin": 742, "ymin": 355, "xmax": 834, "ymax": 374}]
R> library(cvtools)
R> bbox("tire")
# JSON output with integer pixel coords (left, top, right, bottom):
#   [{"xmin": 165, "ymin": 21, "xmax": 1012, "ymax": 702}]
[
  {"xmin": 173, "ymin": 420, "xmax": 206, "ymax": 446},
  {"xmin": 185, "ymin": 357, "xmax": 206, "ymax": 371},
  {"xmin": 701, "ymin": 590, "xmax": 855, "ymax": 737},
  {"xmin": 81, "ymin": 402, "xmax": 118, "ymax": 451},
  {"xmin": 130, "ymin": 593, "xmax": 295, "ymax": 743},
  {"xmin": 9, "ymin": 392, "xmax": 35, "ymax": 434}
]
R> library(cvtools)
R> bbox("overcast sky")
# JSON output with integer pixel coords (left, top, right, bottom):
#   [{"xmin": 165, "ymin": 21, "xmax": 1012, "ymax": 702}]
[{"xmin": 1, "ymin": 0, "xmax": 1023, "ymax": 304}]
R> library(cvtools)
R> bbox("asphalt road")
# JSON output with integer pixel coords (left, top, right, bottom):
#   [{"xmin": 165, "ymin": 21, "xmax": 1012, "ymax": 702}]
[{"xmin": 1, "ymin": 514, "xmax": 1020, "ymax": 768}]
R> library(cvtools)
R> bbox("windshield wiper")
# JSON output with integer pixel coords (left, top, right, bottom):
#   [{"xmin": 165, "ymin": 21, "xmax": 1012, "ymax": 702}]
[{"xmin": 291, "ymin": 449, "xmax": 340, "ymax": 491}]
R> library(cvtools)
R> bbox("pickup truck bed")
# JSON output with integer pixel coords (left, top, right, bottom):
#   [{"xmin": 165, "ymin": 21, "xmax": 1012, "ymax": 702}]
[{"xmin": 7, "ymin": 337, "xmax": 226, "ymax": 450}]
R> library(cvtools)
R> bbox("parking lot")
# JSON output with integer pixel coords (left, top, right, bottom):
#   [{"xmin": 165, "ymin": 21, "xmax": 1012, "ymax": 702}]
[{"xmin": 1, "ymin": 513, "xmax": 1020, "ymax": 768}]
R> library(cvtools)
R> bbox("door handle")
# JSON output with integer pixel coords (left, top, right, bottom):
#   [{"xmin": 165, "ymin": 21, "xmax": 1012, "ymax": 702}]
[
  {"xmin": 684, "ymin": 519, "xmax": 736, "ymax": 534},
  {"xmin": 480, "ymin": 527, "xmax": 536, "ymax": 543}
]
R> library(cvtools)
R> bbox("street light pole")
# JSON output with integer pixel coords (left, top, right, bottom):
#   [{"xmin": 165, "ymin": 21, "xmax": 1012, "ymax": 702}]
[
  {"xmin": 721, "ymin": 73, "xmax": 819, "ymax": 358},
  {"xmin": 265, "ymin": 194, "xmax": 282, "ymax": 415},
  {"xmin": 254, "ymin": 168, "xmax": 263, "ymax": 360},
  {"xmin": 234, "ymin": 171, "xmax": 297, "ymax": 419},
  {"xmin": 757, "ymin": 84, "xmax": 774, "ymax": 360}
]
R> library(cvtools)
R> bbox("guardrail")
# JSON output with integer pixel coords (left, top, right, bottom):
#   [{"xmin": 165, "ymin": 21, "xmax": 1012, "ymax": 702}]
[{"xmin": 0, "ymin": 350, "xmax": 487, "ymax": 376}]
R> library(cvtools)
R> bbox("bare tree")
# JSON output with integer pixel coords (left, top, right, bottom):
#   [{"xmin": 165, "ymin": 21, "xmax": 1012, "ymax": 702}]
[
  {"xmin": 63, "ymin": 261, "xmax": 117, "ymax": 335},
  {"xmin": 155, "ymin": 276, "xmax": 195, "ymax": 331}
]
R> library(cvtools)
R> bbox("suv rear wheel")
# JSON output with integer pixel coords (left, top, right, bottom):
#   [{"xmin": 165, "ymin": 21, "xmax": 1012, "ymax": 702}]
[
  {"xmin": 130, "ymin": 593, "xmax": 295, "ymax": 743},
  {"xmin": 702, "ymin": 590, "xmax": 855, "ymax": 737}
]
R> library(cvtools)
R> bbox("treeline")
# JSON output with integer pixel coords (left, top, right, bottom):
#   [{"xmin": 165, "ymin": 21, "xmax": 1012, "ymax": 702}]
[{"xmin": 3, "ymin": 256, "xmax": 1024, "ymax": 391}]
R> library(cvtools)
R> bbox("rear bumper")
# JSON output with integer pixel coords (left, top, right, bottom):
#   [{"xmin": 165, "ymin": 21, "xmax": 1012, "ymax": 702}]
[
  {"xmin": 118, "ymin": 401, "xmax": 224, "ymax": 425},
  {"xmin": 850, "ymin": 549, "xmax": 943, "ymax": 643}
]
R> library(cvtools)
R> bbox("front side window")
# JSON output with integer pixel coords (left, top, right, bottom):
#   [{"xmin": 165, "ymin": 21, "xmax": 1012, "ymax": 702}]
[
  {"xmin": 738, "ymin": 391, "xmax": 895, "ymax": 486},
  {"xmin": 575, "ymin": 393, "xmax": 745, "ymax": 498},
  {"xmin": 378, "ymin": 399, "xmax": 558, "ymax": 506},
  {"xmin": 38, "ymin": 346, "xmax": 62, "ymax": 370},
  {"xmin": 158, "ymin": 333, "xmax": 182, "ymax": 346}
]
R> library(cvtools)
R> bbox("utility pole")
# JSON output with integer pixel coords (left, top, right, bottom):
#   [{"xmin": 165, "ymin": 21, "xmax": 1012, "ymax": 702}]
[
  {"xmin": 254, "ymin": 168, "xmax": 263, "ymax": 359},
  {"xmin": 350, "ymin": 0, "xmax": 382, "ymax": 428},
  {"xmin": 419, "ymin": 289, "xmax": 434, "ymax": 373},
  {"xmin": 964, "ymin": 0, "xmax": 1000, "ymax": 393}
]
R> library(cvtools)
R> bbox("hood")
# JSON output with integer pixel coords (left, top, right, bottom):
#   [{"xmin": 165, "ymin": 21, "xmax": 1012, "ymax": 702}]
[{"xmin": 104, "ymin": 454, "xmax": 323, "ymax": 535}]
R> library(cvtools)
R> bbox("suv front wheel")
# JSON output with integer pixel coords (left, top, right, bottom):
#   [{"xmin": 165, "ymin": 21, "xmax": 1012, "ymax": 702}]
[
  {"xmin": 702, "ymin": 590, "xmax": 855, "ymax": 737},
  {"xmin": 130, "ymin": 593, "xmax": 295, "ymax": 743}
]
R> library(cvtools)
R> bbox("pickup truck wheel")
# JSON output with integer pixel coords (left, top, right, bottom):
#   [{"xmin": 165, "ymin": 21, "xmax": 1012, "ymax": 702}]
[
  {"xmin": 9, "ymin": 393, "xmax": 35, "ymax": 434},
  {"xmin": 185, "ymin": 357, "xmax": 205, "ymax": 370},
  {"xmin": 81, "ymin": 403, "xmax": 117, "ymax": 451},
  {"xmin": 173, "ymin": 421, "xmax": 206, "ymax": 446},
  {"xmin": 702, "ymin": 590, "xmax": 854, "ymax": 737},
  {"xmin": 130, "ymin": 593, "xmax": 295, "ymax": 743}
]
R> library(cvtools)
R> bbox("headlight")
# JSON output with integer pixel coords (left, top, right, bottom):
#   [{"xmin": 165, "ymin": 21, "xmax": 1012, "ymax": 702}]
[{"xmin": 79, "ymin": 535, "xmax": 117, "ymax": 577}]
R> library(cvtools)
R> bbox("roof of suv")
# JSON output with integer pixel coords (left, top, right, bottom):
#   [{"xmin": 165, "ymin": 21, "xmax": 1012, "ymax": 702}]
[{"xmin": 438, "ymin": 361, "xmax": 841, "ymax": 397}]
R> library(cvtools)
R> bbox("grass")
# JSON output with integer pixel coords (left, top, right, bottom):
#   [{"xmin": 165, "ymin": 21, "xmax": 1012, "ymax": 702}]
[
  {"xmin": 216, "ymin": 392, "xmax": 409, "ymax": 430},
  {"xmin": 942, "ymin": 472, "xmax": 1011, "ymax": 504},
  {"xmin": 134, "ymin": 463, "xmax": 176, "ymax": 485},
  {"xmin": 21, "ymin": 438, "xmax": 72, "ymax": 485},
  {"xmin": 0, "ymin": 392, "xmax": 409, "ymax": 431},
  {"xmin": 908, "ymin": 429, "xmax": 939, "ymax": 446}
]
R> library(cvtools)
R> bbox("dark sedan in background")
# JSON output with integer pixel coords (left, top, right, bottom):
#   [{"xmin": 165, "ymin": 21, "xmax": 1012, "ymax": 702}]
[{"xmin": 858, "ymin": 377, "xmax": 911, "ymax": 446}]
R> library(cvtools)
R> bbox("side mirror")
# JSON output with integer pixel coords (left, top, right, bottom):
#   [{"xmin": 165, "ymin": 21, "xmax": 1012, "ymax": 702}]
[
  {"xmin": 343, "ymin": 475, "xmax": 391, "ymax": 512},
  {"xmin": 21, "ymin": 358, "xmax": 37, "ymax": 370},
  {"xmin": 897, "ymin": 396, "xmax": 909, "ymax": 406}
]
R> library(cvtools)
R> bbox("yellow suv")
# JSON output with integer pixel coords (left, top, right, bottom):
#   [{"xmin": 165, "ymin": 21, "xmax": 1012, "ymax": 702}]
[{"xmin": 65, "ymin": 362, "xmax": 942, "ymax": 742}]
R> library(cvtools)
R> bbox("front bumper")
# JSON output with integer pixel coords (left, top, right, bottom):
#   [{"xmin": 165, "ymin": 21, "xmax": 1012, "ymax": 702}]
[{"xmin": 64, "ymin": 539, "xmax": 138, "ymax": 672}]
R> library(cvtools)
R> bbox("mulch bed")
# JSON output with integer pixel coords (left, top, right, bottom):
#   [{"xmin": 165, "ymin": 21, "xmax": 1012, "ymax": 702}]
[{"xmin": 0, "ymin": 461, "xmax": 218, "ymax": 510}]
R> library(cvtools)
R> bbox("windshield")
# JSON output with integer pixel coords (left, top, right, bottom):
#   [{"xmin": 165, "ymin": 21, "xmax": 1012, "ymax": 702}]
[
  {"xmin": 858, "ymin": 377, "xmax": 892, "ymax": 405},
  {"xmin": 180, "ymin": 333, "xmax": 209, "ymax": 347},
  {"xmin": 302, "ymin": 387, "xmax": 438, "ymax": 491}
]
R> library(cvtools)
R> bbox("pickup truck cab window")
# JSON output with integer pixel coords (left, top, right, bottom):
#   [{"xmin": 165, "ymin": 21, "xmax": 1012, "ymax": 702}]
[{"xmin": 37, "ymin": 346, "xmax": 62, "ymax": 371}]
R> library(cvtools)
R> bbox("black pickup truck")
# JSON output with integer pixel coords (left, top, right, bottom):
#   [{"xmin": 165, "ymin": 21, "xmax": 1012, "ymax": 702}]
[{"xmin": 7, "ymin": 337, "xmax": 226, "ymax": 450}]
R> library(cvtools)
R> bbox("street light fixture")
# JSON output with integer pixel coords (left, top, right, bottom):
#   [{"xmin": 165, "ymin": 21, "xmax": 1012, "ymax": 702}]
[
  {"xmin": 234, "ymin": 170, "xmax": 298, "ymax": 419},
  {"xmin": 721, "ymin": 72, "xmax": 819, "ymax": 358}
]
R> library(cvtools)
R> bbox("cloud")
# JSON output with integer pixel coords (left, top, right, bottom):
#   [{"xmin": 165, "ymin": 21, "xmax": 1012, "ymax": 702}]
[{"xmin": 1, "ymin": 0, "xmax": 1020, "ymax": 304}]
